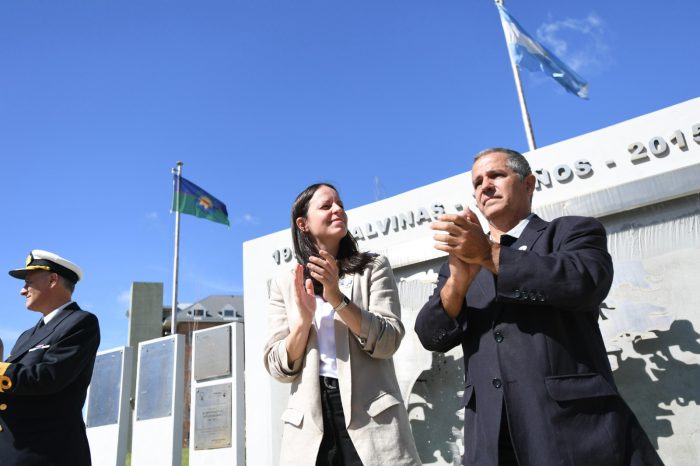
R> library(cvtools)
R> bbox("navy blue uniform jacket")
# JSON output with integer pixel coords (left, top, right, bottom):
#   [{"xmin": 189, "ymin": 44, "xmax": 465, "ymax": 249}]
[
  {"xmin": 415, "ymin": 215, "xmax": 662, "ymax": 466},
  {"xmin": 0, "ymin": 302, "xmax": 100, "ymax": 466}
]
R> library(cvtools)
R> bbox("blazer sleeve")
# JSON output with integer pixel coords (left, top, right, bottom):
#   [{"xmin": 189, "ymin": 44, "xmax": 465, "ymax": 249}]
[
  {"xmin": 356, "ymin": 255, "xmax": 406, "ymax": 359},
  {"xmin": 497, "ymin": 216, "xmax": 614, "ymax": 312},
  {"xmin": 414, "ymin": 261, "xmax": 467, "ymax": 353},
  {"xmin": 0, "ymin": 313, "xmax": 100, "ymax": 397},
  {"xmin": 263, "ymin": 273, "xmax": 304, "ymax": 383}
]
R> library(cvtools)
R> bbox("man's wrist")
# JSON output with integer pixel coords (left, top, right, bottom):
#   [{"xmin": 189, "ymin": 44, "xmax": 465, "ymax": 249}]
[
  {"xmin": 487, "ymin": 241, "xmax": 500, "ymax": 273},
  {"xmin": 440, "ymin": 279, "xmax": 466, "ymax": 319},
  {"xmin": 444, "ymin": 274, "xmax": 469, "ymax": 301}
]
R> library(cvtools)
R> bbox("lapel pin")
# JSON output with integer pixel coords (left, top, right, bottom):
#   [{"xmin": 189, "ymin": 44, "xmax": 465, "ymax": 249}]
[{"xmin": 29, "ymin": 344, "xmax": 50, "ymax": 352}]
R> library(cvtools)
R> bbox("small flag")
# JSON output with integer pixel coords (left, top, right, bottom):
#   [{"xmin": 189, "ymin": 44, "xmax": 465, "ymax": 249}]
[
  {"xmin": 172, "ymin": 176, "xmax": 230, "ymax": 226},
  {"xmin": 497, "ymin": 3, "xmax": 588, "ymax": 99}
]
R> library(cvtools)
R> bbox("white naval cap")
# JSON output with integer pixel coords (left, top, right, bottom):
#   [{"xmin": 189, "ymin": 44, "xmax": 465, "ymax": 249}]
[{"xmin": 8, "ymin": 249, "xmax": 83, "ymax": 283}]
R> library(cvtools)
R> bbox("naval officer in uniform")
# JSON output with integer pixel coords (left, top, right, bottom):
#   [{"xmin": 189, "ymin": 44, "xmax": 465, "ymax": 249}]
[{"xmin": 0, "ymin": 250, "xmax": 100, "ymax": 466}]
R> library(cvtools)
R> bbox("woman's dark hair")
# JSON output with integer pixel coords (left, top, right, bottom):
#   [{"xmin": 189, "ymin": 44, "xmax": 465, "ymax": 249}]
[{"xmin": 291, "ymin": 183, "xmax": 376, "ymax": 294}]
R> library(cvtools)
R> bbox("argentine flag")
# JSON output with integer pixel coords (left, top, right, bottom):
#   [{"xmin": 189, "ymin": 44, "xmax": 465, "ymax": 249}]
[{"xmin": 497, "ymin": 3, "xmax": 588, "ymax": 99}]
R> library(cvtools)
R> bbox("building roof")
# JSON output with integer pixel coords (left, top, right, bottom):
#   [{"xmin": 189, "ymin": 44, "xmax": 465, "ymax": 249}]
[{"xmin": 175, "ymin": 294, "xmax": 244, "ymax": 322}]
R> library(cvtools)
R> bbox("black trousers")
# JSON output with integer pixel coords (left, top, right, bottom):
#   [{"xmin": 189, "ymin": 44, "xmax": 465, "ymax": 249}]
[{"xmin": 316, "ymin": 377, "xmax": 363, "ymax": 466}]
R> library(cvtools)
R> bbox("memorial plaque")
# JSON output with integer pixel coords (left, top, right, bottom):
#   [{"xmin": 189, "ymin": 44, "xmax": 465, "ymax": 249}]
[
  {"xmin": 86, "ymin": 350, "xmax": 123, "ymax": 427},
  {"xmin": 136, "ymin": 339, "xmax": 174, "ymax": 420},
  {"xmin": 194, "ymin": 383, "xmax": 232, "ymax": 450},
  {"xmin": 194, "ymin": 326, "xmax": 232, "ymax": 381}
]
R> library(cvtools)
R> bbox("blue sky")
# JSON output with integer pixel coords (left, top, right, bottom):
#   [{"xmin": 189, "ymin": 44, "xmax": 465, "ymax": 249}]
[{"xmin": 1, "ymin": 0, "xmax": 697, "ymax": 352}]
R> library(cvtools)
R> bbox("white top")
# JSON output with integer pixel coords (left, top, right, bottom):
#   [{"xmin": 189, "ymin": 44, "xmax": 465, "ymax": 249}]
[
  {"xmin": 314, "ymin": 296, "xmax": 338, "ymax": 379},
  {"xmin": 43, "ymin": 300, "xmax": 74, "ymax": 325},
  {"xmin": 505, "ymin": 213, "xmax": 535, "ymax": 239}
]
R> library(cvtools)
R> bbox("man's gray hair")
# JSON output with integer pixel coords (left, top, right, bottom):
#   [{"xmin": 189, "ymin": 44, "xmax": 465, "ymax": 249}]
[
  {"xmin": 474, "ymin": 147, "xmax": 532, "ymax": 181},
  {"xmin": 58, "ymin": 275, "xmax": 76, "ymax": 294}
]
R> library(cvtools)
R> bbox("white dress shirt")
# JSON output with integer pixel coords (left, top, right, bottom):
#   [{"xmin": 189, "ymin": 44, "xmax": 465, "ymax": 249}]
[{"xmin": 43, "ymin": 300, "xmax": 75, "ymax": 325}]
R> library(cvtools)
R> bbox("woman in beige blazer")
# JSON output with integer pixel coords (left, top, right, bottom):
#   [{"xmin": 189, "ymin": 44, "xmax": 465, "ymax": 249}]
[{"xmin": 264, "ymin": 183, "xmax": 421, "ymax": 466}]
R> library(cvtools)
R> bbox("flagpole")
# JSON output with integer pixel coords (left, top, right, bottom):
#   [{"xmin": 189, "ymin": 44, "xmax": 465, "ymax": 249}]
[
  {"xmin": 496, "ymin": 0, "xmax": 537, "ymax": 151},
  {"xmin": 171, "ymin": 161, "xmax": 183, "ymax": 335}
]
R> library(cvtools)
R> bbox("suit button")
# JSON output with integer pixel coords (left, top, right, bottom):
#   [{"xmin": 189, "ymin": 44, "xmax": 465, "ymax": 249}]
[
  {"xmin": 0, "ymin": 425, "xmax": 3, "ymax": 432},
  {"xmin": 433, "ymin": 329, "xmax": 447, "ymax": 345},
  {"xmin": 513, "ymin": 289, "xmax": 520, "ymax": 298},
  {"xmin": 494, "ymin": 331, "xmax": 504, "ymax": 343},
  {"xmin": 0, "ymin": 404, "xmax": 6, "ymax": 411},
  {"xmin": 529, "ymin": 292, "xmax": 537, "ymax": 301},
  {"xmin": 492, "ymin": 378, "xmax": 502, "ymax": 389}
]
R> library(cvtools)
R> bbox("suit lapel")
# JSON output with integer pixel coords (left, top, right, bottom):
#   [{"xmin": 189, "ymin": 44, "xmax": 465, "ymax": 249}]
[
  {"xmin": 335, "ymin": 274, "xmax": 354, "ymax": 427},
  {"xmin": 280, "ymin": 271, "xmax": 325, "ymax": 431},
  {"xmin": 7, "ymin": 328, "xmax": 34, "ymax": 362},
  {"xmin": 473, "ymin": 216, "xmax": 548, "ymax": 302},
  {"xmin": 305, "ymin": 325, "xmax": 324, "ymax": 432},
  {"xmin": 9, "ymin": 322, "xmax": 47, "ymax": 361},
  {"xmin": 512, "ymin": 215, "xmax": 548, "ymax": 251},
  {"xmin": 490, "ymin": 216, "xmax": 548, "ymax": 322},
  {"xmin": 8, "ymin": 302, "xmax": 80, "ymax": 362}
]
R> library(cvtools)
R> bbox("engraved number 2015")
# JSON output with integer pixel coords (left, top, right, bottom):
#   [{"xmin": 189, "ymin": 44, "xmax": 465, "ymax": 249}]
[{"xmin": 628, "ymin": 124, "xmax": 699, "ymax": 164}]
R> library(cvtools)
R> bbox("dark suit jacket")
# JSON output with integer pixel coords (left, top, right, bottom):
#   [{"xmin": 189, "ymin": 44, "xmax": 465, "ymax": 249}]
[
  {"xmin": 0, "ymin": 302, "xmax": 100, "ymax": 466},
  {"xmin": 415, "ymin": 215, "xmax": 662, "ymax": 466}
]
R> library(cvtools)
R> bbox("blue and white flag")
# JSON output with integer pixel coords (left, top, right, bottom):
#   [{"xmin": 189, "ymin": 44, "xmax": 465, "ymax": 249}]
[{"xmin": 497, "ymin": 3, "xmax": 588, "ymax": 99}]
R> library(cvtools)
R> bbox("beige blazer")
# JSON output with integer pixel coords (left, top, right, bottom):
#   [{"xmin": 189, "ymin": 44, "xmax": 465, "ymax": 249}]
[{"xmin": 264, "ymin": 254, "xmax": 421, "ymax": 466}]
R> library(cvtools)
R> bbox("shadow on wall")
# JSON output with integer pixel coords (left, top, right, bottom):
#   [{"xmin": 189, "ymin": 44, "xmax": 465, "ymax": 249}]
[
  {"xmin": 409, "ymin": 352, "xmax": 465, "ymax": 466},
  {"xmin": 610, "ymin": 319, "xmax": 700, "ymax": 449},
  {"xmin": 407, "ymin": 318, "xmax": 700, "ymax": 464}
]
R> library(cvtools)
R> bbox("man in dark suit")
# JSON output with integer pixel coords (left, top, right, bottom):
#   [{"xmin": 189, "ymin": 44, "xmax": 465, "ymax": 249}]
[
  {"xmin": 0, "ymin": 250, "xmax": 100, "ymax": 466},
  {"xmin": 415, "ymin": 149, "xmax": 662, "ymax": 466}
]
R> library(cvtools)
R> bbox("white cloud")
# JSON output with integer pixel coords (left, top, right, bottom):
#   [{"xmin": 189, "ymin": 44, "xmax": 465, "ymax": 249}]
[
  {"xmin": 117, "ymin": 289, "xmax": 131, "ymax": 306},
  {"xmin": 232, "ymin": 213, "xmax": 261, "ymax": 225},
  {"xmin": 145, "ymin": 212, "xmax": 159, "ymax": 220},
  {"xmin": 536, "ymin": 12, "xmax": 610, "ymax": 75}
]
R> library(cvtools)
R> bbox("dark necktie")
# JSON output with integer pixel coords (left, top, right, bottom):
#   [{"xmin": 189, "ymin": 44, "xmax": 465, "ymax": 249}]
[
  {"xmin": 32, "ymin": 318, "xmax": 45, "ymax": 335},
  {"xmin": 500, "ymin": 234, "xmax": 517, "ymax": 247}
]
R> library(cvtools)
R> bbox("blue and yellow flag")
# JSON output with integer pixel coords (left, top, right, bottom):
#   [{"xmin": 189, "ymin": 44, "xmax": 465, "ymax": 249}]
[{"xmin": 172, "ymin": 176, "xmax": 230, "ymax": 226}]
